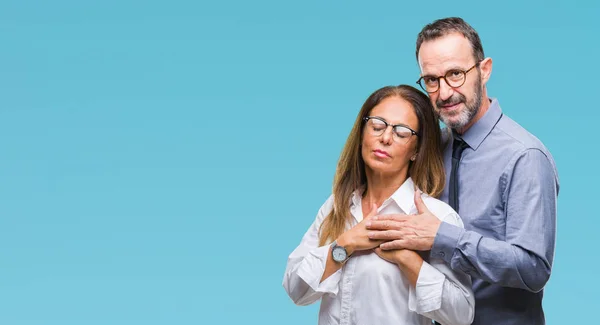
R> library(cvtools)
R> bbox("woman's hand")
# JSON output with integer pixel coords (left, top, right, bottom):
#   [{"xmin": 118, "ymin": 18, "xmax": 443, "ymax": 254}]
[
  {"xmin": 336, "ymin": 203, "xmax": 384, "ymax": 255},
  {"xmin": 374, "ymin": 247, "xmax": 424, "ymax": 286},
  {"xmin": 321, "ymin": 203, "xmax": 385, "ymax": 283},
  {"xmin": 374, "ymin": 247, "xmax": 421, "ymax": 266}
]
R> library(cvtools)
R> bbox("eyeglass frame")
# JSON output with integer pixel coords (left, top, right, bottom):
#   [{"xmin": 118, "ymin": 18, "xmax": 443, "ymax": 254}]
[
  {"xmin": 362, "ymin": 116, "xmax": 420, "ymax": 142},
  {"xmin": 416, "ymin": 61, "xmax": 481, "ymax": 93}
]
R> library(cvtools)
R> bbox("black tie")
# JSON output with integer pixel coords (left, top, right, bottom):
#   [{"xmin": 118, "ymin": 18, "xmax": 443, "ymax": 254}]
[
  {"xmin": 448, "ymin": 136, "xmax": 469, "ymax": 213},
  {"xmin": 433, "ymin": 137, "xmax": 468, "ymax": 325}
]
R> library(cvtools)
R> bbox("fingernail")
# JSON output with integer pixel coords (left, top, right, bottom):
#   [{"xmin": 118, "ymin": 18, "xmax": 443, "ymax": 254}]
[{"xmin": 365, "ymin": 221, "xmax": 371, "ymax": 227}]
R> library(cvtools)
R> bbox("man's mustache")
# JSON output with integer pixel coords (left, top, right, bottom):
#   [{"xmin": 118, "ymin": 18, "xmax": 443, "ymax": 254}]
[{"xmin": 436, "ymin": 94, "xmax": 466, "ymax": 107}]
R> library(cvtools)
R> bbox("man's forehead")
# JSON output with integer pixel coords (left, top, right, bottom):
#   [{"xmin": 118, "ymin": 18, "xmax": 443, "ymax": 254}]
[{"xmin": 418, "ymin": 33, "xmax": 473, "ymax": 74}]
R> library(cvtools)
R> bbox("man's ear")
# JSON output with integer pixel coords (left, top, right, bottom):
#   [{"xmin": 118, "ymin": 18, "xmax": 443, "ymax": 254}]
[{"xmin": 480, "ymin": 57, "xmax": 493, "ymax": 85}]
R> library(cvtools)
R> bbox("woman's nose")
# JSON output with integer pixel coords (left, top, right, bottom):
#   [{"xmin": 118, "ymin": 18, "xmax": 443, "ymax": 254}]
[{"xmin": 380, "ymin": 127, "xmax": 394, "ymax": 145}]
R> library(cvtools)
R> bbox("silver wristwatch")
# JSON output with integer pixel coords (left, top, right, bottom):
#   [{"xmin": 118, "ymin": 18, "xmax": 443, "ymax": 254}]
[{"xmin": 331, "ymin": 240, "xmax": 350, "ymax": 263}]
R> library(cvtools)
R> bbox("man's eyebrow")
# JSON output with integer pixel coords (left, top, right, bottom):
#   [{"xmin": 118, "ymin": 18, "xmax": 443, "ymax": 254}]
[
  {"xmin": 422, "ymin": 65, "xmax": 468, "ymax": 76},
  {"xmin": 445, "ymin": 65, "xmax": 469, "ymax": 71}
]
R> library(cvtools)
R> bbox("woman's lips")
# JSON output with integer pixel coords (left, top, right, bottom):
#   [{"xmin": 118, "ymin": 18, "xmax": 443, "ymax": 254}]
[{"xmin": 373, "ymin": 149, "xmax": 391, "ymax": 158}]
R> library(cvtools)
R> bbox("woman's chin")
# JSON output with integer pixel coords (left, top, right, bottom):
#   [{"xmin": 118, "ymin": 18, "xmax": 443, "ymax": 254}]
[
  {"xmin": 365, "ymin": 162, "xmax": 395, "ymax": 174},
  {"xmin": 365, "ymin": 159, "xmax": 408, "ymax": 178}
]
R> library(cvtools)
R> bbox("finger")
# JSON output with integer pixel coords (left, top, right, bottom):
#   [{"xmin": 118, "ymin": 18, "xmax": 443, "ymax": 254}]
[
  {"xmin": 365, "ymin": 202, "xmax": 379, "ymax": 219},
  {"xmin": 414, "ymin": 188, "xmax": 431, "ymax": 215},
  {"xmin": 368, "ymin": 230, "xmax": 403, "ymax": 241},
  {"xmin": 373, "ymin": 247, "xmax": 389, "ymax": 258},
  {"xmin": 380, "ymin": 240, "xmax": 407, "ymax": 250},
  {"xmin": 372, "ymin": 213, "xmax": 409, "ymax": 222},
  {"xmin": 365, "ymin": 220, "xmax": 401, "ymax": 230}
]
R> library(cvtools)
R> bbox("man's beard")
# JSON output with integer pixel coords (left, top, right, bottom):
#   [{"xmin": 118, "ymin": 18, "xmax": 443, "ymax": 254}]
[{"xmin": 435, "ymin": 76, "xmax": 483, "ymax": 130}]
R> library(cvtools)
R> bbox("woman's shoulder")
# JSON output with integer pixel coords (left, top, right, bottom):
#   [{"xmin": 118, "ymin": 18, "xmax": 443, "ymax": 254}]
[
  {"xmin": 317, "ymin": 189, "xmax": 358, "ymax": 213},
  {"xmin": 313, "ymin": 194, "xmax": 335, "ymax": 221},
  {"xmin": 320, "ymin": 194, "xmax": 335, "ymax": 210},
  {"xmin": 420, "ymin": 194, "xmax": 464, "ymax": 228}
]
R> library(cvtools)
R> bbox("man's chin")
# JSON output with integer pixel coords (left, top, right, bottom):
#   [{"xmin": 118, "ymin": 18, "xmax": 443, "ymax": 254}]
[{"xmin": 440, "ymin": 116, "xmax": 466, "ymax": 129}]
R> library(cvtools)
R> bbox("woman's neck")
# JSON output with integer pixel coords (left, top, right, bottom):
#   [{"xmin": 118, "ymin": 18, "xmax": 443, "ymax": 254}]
[{"xmin": 362, "ymin": 170, "xmax": 408, "ymax": 208}]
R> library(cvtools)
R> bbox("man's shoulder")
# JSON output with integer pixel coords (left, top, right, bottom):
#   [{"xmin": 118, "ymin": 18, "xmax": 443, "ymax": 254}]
[
  {"xmin": 495, "ymin": 114, "xmax": 551, "ymax": 155},
  {"xmin": 493, "ymin": 113, "xmax": 559, "ymax": 182}
]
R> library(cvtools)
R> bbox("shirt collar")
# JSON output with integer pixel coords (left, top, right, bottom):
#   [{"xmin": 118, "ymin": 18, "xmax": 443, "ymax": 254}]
[
  {"xmin": 459, "ymin": 97, "xmax": 503, "ymax": 151},
  {"xmin": 350, "ymin": 177, "xmax": 416, "ymax": 218},
  {"xmin": 389, "ymin": 177, "xmax": 417, "ymax": 214}
]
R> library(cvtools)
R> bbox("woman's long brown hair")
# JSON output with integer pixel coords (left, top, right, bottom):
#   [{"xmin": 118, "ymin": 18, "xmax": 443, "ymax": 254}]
[{"xmin": 318, "ymin": 85, "xmax": 445, "ymax": 246}]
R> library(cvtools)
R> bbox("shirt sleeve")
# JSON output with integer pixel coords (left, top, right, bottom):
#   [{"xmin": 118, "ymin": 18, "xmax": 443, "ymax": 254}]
[
  {"xmin": 282, "ymin": 195, "xmax": 344, "ymax": 306},
  {"xmin": 431, "ymin": 148, "xmax": 559, "ymax": 292},
  {"xmin": 409, "ymin": 212, "xmax": 475, "ymax": 325}
]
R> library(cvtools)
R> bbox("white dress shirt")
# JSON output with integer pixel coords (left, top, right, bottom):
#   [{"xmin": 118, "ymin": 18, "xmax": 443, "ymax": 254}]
[{"xmin": 283, "ymin": 177, "xmax": 475, "ymax": 325}]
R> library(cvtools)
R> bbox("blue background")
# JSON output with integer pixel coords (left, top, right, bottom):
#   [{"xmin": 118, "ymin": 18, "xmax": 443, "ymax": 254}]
[{"xmin": 0, "ymin": 0, "xmax": 597, "ymax": 324}]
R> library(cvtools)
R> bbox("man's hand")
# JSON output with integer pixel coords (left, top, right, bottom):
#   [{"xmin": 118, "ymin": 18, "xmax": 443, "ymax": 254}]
[{"xmin": 365, "ymin": 189, "xmax": 442, "ymax": 251}]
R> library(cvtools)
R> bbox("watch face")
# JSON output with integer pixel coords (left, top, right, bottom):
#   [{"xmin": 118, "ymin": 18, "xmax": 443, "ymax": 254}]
[{"xmin": 332, "ymin": 246, "xmax": 347, "ymax": 262}]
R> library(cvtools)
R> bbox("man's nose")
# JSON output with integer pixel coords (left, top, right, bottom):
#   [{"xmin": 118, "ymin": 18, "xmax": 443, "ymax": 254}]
[{"xmin": 438, "ymin": 78, "xmax": 454, "ymax": 101}]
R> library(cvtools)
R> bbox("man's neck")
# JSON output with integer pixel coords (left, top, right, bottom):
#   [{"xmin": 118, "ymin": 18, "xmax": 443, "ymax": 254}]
[{"xmin": 456, "ymin": 95, "xmax": 491, "ymax": 135}]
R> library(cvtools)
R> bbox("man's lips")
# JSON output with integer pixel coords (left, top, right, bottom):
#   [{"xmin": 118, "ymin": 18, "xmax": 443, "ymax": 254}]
[{"xmin": 439, "ymin": 102, "xmax": 462, "ymax": 110}]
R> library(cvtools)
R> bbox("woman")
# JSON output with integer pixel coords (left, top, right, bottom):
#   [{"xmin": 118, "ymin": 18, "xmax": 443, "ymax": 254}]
[{"xmin": 282, "ymin": 85, "xmax": 475, "ymax": 325}]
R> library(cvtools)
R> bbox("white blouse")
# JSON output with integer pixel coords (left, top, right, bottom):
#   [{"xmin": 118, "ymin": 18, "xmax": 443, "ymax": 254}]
[{"xmin": 283, "ymin": 177, "xmax": 475, "ymax": 325}]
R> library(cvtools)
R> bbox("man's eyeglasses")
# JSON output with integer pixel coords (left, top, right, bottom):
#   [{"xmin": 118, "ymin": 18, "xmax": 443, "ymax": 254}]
[
  {"xmin": 363, "ymin": 116, "xmax": 419, "ymax": 144},
  {"xmin": 416, "ymin": 62, "xmax": 480, "ymax": 93}
]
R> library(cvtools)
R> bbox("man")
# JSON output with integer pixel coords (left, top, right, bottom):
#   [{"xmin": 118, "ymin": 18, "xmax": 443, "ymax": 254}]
[{"xmin": 366, "ymin": 17, "xmax": 559, "ymax": 324}]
